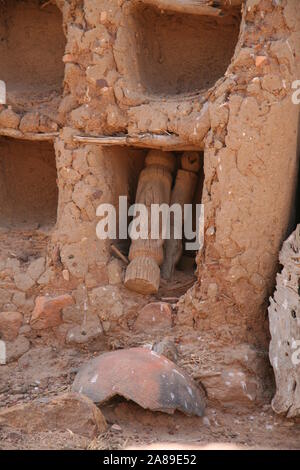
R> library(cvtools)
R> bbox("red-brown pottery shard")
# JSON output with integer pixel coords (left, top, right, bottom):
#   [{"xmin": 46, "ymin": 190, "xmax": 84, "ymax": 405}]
[{"xmin": 72, "ymin": 347, "xmax": 206, "ymax": 416}]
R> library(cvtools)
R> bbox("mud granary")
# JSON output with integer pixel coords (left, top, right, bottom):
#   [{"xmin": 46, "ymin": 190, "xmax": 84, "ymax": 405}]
[{"xmin": 0, "ymin": 0, "xmax": 299, "ymax": 408}]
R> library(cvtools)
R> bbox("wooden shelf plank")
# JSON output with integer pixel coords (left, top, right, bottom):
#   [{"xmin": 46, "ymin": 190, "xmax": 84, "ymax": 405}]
[
  {"xmin": 142, "ymin": 0, "xmax": 222, "ymax": 16},
  {"xmin": 73, "ymin": 133, "xmax": 204, "ymax": 151}
]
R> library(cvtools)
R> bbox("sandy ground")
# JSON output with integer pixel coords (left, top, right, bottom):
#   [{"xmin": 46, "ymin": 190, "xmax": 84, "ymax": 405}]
[{"xmin": 0, "ymin": 346, "xmax": 299, "ymax": 450}]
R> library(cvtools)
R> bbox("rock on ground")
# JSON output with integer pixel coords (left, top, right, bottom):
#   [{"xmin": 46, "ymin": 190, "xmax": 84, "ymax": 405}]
[
  {"xmin": 0, "ymin": 311, "xmax": 23, "ymax": 341},
  {"xmin": 6, "ymin": 336, "xmax": 30, "ymax": 363},
  {"xmin": 0, "ymin": 392, "xmax": 107, "ymax": 438}
]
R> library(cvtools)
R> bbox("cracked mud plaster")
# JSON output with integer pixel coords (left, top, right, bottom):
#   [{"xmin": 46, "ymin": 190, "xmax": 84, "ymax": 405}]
[
  {"xmin": 0, "ymin": 0, "xmax": 299, "ymax": 374},
  {"xmin": 177, "ymin": 0, "xmax": 300, "ymax": 346},
  {"xmin": 53, "ymin": 1, "xmax": 300, "ymax": 347}
]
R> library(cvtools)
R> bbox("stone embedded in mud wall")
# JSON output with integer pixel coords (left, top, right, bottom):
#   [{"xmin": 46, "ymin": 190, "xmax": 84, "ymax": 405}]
[
  {"xmin": 30, "ymin": 294, "xmax": 74, "ymax": 330},
  {"xmin": 0, "ymin": 392, "xmax": 107, "ymax": 438},
  {"xmin": 89, "ymin": 285, "xmax": 124, "ymax": 333},
  {"xmin": 133, "ymin": 302, "xmax": 173, "ymax": 334},
  {"xmin": 0, "ymin": 311, "xmax": 23, "ymax": 341},
  {"xmin": 66, "ymin": 317, "xmax": 104, "ymax": 347},
  {"xmin": 0, "ymin": 108, "xmax": 20, "ymax": 129},
  {"xmin": 0, "ymin": 256, "xmax": 48, "ymax": 296},
  {"xmin": 201, "ymin": 367, "xmax": 259, "ymax": 407},
  {"xmin": 5, "ymin": 336, "xmax": 30, "ymax": 364},
  {"xmin": 152, "ymin": 339, "xmax": 179, "ymax": 363},
  {"xmin": 107, "ymin": 258, "xmax": 124, "ymax": 285},
  {"xmin": 0, "ymin": 288, "xmax": 12, "ymax": 307},
  {"xmin": 13, "ymin": 272, "xmax": 36, "ymax": 292},
  {"xmin": 0, "ymin": 310, "xmax": 31, "ymax": 364},
  {"xmin": 269, "ymin": 226, "xmax": 300, "ymax": 418},
  {"xmin": 0, "ymin": 107, "xmax": 58, "ymax": 136},
  {"xmin": 26, "ymin": 257, "xmax": 46, "ymax": 282}
]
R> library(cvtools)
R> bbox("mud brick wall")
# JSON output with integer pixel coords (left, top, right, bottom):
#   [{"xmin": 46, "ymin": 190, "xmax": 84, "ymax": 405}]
[
  {"xmin": 0, "ymin": 0, "xmax": 299, "ymax": 405},
  {"xmin": 57, "ymin": 0, "xmax": 300, "ymax": 344}
]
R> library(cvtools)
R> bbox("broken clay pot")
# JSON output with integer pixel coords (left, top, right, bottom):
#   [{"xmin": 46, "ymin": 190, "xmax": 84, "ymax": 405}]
[{"xmin": 72, "ymin": 347, "xmax": 206, "ymax": 417}]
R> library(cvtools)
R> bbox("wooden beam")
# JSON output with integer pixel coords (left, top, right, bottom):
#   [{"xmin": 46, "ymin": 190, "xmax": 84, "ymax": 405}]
[
  {"xmin": 0, "ymin": 128, "xmax": 58, "ymax": 142},
  {"xmin": 73, "ymin": 133, "xmax": 204, "ymax": 151},
  {"xmin": 110, "ymin": 244, "xmax": 129, "ymax": 265},
  {"xmin": 141, "ymin": 0, "xmax": 222, "ymax": 16},
  {"xmin": 217, "ymin": 0, "xmax": 243, "ymax": 6}
]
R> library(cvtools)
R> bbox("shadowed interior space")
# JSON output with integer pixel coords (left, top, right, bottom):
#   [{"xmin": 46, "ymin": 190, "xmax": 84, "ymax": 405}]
[
  {"xmin": 132, "ymin": 4, "xmax": 241, "ymax": 97},
  {"xmin": 0, "ymin": 138, "xmax": 58, "ymax": 230},
  {"xmin": 0, "ymin": 0, "xmax": 66, "ymax": 111}
]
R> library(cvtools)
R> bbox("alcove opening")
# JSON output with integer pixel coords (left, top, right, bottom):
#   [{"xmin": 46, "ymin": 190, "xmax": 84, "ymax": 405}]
[
  {"xmin": 106, "ymin": 146, "xmax": 147, "ymax": 257},
  {"xmin": 0, "ymin": 137, "xmax": 58, "ymax": 259},
  {"xmin": 131, "ymin": 3, "xmax": 241, "ymax": 97},
  {"xmin": 0, "ymin": 0, "xmax": 66, "ymax": 112},
  {"xmin": 107, "ymin": 147, "xmax": 204, "ymax": 297}
]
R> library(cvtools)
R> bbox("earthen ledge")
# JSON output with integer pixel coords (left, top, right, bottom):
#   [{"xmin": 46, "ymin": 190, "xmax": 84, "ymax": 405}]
[{"xmin": 0, "ymin": 129, "xmax": 59, "ymax": 142}]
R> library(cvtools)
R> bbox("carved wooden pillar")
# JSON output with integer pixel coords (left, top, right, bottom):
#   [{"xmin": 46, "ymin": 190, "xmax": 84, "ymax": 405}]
[
  {"xmin": 269, "ymin": 226, "xmax": 300, "ymax": 418},
  {"xmin": 124, "ymin": 150, "xmax": 176, "ymax": 294},
  {"xmin": 161, "ymin": 152, "xmax": 200, "ymax": 280}
]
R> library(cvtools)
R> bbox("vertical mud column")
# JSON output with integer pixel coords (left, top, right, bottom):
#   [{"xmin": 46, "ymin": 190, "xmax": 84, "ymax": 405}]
[
  {"xmin": 51, "ymin": 130, "xmax": 113, "ymax": 286},
  {"xmin": 50, "ymin": 0, "xmax": 122, "ymax": 287},
  {"xmin": 124, "ymin": 150, "xmax": 176, "ymax": 294},
  {"xmin": 180, "ymin": 0, "xmax": 300, "ymax": 348}
]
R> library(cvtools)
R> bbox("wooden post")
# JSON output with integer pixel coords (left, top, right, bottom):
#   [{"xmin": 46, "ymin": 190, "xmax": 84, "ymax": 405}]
[
  {"xmin": 269, "ymin": 226, "xmax": 300, "ymax": 418},
  {"xmin": 161, "ymin": 152, "xmax": 200, "ymax": 280},
  {"xmin": 124, "ymin": 150, "xmax": 176, "ymax": 294}
]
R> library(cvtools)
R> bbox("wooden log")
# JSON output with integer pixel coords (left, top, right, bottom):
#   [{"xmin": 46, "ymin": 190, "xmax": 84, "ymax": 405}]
[
  {"xmin": 139, "ymin": 0, "xmax": 243, "ymax": 16},
  {"xmin": 268, "ymin": 225, "xmax": 300, "ymax": 418},
  {"xmin": 181, "ymin": 151, "xmax": 201, "ymax": 173},
  {"xmin": 110, "ymin": 244, "xmax": 129, "ymax": 265},
  {"xmin": 161, "ymin": 168, "xmax": 198, "ymax": 280},
  {"xmin": 141, "ymin": 0, "xmax": 222, "ymax": 16},
  {"xmin": 73, "ymin": 133, "xmax": 204, "ymax": 151},
  {"xmin": 124, "ymin": 150, "xmax": 176, "ymax": 294},
  {"xmin": 0, "ymin": 128, "xmax": 58, "ymax": 141},
  {"xmin": 124, "ymin": 256, "xmax": 161, "ymax": 294}
]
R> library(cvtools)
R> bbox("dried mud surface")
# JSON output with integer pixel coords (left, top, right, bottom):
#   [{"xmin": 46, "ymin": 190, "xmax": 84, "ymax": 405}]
[
  {"xmin": 0, "ymin": 0, "xmax": 300, "ymax": 450},
  {"xmin": 0, "ymin": 346, "xmax": 299, "ymax": 450}
]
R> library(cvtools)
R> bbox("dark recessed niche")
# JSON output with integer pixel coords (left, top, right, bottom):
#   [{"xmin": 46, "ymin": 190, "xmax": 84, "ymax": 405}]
[
  {"xmin": 0, "ymin": 138, "xmax": 58, "ymax": 229},
  {"xmin": 132, "ymin": 4, "xmax": 241, "ymax": 97},
  {"xmin": 0, "ymin": 0, "xmax": 66, "ymax": 109}
]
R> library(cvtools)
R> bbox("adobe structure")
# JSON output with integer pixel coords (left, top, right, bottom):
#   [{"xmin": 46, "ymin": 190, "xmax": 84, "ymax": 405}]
[{"xmin": 0, "ymin": 0, "xmax": 299, "ymax": 409}]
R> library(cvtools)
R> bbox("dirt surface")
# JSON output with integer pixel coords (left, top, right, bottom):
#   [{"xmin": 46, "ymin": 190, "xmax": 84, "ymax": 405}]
[{"xmin": 0, "ymin": 346, "xmax": 299, "ymax": 450}]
